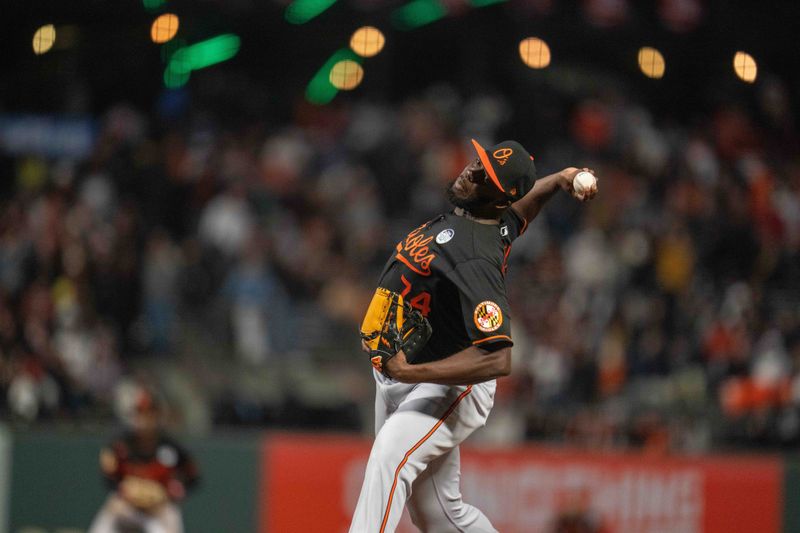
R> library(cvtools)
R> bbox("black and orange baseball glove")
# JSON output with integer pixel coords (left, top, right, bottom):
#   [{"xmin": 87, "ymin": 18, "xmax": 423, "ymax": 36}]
[{"xmin": 360, "ymin": 288, "xmax": 432, "ymax": 379}]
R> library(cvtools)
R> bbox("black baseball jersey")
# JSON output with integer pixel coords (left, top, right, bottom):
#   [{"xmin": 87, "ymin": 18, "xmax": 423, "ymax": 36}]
[
  {"xmin": 103, "ymin": 431, "xmax": 199, "ymax": 491},
  {"xmin": 376, "ymin": 207, "xmax": 528, "ymax": 364}
]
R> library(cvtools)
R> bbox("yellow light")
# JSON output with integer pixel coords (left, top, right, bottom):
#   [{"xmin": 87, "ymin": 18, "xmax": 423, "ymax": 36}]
[
  {"xmin": 350, "ymin": 26, "xmax": 385, "ymax": 58},
  {"xmin": 733, "ymin": 51, "xmax": 757, "ymax": 83},
  {"xmin": 638, "ymin": 47, "xmax": 665, "ymax": 79},
  {"xmin": 151, "ymin": 14, "xmax": 180, "ymax": 44},
  {"xmin": 329, "ymin": 60, "xmax": 364, "ymax": 90},
  {"xmin": 519, "ymin": 37, "xmax": 551, "ymax": 69},
  {"xmin": 32, "ymin": 25, "xmax": 56, "ymax": 55}
]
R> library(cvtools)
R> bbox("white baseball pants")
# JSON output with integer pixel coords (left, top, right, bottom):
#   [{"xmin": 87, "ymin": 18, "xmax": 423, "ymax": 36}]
[
  {"xmin": 89, "ymin": 494, "xmax": 183, "ymax": 533},
  {"xmin": 349, "ymin": 370, "xmax": 498, "ymax": 533}
]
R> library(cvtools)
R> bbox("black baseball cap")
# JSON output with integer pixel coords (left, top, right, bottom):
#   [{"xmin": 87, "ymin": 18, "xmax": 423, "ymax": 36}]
[{"xmin": 471, "ymin": 139, "xmax": 537, "ymax": 201}]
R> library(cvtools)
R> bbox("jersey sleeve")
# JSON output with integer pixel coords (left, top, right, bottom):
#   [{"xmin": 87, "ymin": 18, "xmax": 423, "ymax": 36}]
[
  {"xmin": 501, "ymin": 207, "xmax": 528, "ymax": 242},
  {"xmin": 446, "ymin": 258, "xmax": 513, "ymax": 349},
  {"xmin": 173, "ymin": 441, "xmax": 201, "ymax": 489}
]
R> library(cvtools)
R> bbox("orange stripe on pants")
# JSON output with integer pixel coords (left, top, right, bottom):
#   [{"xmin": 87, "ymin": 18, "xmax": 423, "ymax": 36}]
[{"xmin": 379, "ymin": 385, "xmax": 473, "ymax": 532}]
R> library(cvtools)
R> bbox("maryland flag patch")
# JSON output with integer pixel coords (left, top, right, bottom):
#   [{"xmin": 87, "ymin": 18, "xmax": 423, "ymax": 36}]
[{"xmin": 474, "ymin": 301, "xmax": 503, "ymax": 332}]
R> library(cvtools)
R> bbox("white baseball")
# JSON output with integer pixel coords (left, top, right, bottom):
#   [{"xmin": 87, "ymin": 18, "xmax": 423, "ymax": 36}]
[{"xmin": 573, "ymin": 171, "xmax": 596, "ymax": 195}]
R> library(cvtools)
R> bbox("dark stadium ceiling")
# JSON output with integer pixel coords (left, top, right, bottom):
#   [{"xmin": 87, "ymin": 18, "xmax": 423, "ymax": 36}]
[{"xmin": 1, "ymin": 0, "xmax": 798, "ymax": 121}]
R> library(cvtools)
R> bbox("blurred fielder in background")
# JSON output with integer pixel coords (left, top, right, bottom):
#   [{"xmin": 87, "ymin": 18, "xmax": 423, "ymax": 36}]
[{"xmin": 89, "ymin": 390, "xmax": 199, "ymax": 533}]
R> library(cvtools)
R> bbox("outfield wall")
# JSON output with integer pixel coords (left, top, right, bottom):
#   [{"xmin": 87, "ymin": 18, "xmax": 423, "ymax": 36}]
[
  {"xmin": 0, "ymin": 426, "xmax": 10, "ymax": 533},
  {"xmin": 6, "ymin": 429, "xmax": 259, "ymax": 533},
  {"xmin": 262, "ymin": 434, "xmax": 783, "ymax": 533},
  {"xmin": 1, "ymin": 429, "xmax": 795, "ymax": 533}
]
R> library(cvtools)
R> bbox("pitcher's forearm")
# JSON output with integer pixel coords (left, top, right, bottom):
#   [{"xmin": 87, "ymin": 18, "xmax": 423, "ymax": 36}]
[
  {"xmin": 511, "ymin": 171, "xmax": 568, "ymax": 222},
  {"xmin": 389, "ymin": 346, "xmax": 511, "ymax": 385}
]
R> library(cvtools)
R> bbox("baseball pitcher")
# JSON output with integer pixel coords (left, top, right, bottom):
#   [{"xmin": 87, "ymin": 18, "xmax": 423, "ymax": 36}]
[{"xmin": 352, "ymin": 138, "xmax": 597, "ymax": 532}]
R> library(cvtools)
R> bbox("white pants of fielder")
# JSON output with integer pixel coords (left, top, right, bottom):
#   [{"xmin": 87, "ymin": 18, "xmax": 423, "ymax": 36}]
[
  {"xmin": 350, "ymin": 370, "xmax": 498, "ymax": 533},
  {"xmin": 89, "ymin": 494, "xmax": 183, "ymax": 533}
]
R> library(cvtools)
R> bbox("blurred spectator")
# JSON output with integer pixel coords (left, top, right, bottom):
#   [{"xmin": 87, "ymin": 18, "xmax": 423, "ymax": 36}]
[{"xmin": 0, "ymin": 54, "xmax": 798, "ymax": 453}]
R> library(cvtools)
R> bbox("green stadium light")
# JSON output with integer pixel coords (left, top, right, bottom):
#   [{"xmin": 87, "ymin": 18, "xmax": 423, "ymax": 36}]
[
  {"xmin": 392, "ymin": 0, "xmax": 446, "ymax": 30},
  {"xmin": 169, "ymin": 34, "xmax": 240, "ymax": 73},
  {"xmin": 163, "ymin": 34, "xmax": 240, "ymax": 88},
  {"xmin": 285, "ymin": 0, "xmax": 338, "ymax": 24},
  {"xmin": 305, "ymin": 48, "xmax": 362, "ymax": 105},
  {"xmin": 143, "ymin": 0, "xmax": 166, "ymax": 12},
  {"xmin": 467, "ymin": 0, "xmax": 506, "ymax": 7},
  {"xmin": 164, "ymin": 63, "xmax": 190, "ymax": 89}
]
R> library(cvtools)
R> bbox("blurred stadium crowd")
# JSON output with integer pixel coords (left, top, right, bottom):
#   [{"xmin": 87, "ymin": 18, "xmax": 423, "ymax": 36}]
[{"xmin": 1, "ymin": 63, "xmax": 798, "ymax": 452}]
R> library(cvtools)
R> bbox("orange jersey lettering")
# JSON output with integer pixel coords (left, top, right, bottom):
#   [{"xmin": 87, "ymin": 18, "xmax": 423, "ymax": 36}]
[{"xmin": 395, "ymin": 225, "xmax": 436, "ymax": 276}]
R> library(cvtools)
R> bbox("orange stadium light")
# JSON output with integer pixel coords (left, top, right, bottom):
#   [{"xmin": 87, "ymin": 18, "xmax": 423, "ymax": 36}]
[
  {"xmin": 151, "ymin": 14, "xmax": 180, "ymax": 44},
  {"xmin": 305, "ymin": 48, "xmax": 362, "ymax": 104},
  {"xmin": 733, "ymin": 51, "xmax": 757, "ymax": 83},
  {"xmin": 519, "ymin": 37, "xmax": 551, "ymax": 69},
  {"xmin": 350, "ymin": 26, "xmax": 385, "ymax": 58},
  {"xmin": 329, "ymin": 60, "xmax": 364, "ymax": 90},
  {"xmin": 638, "ymin": 46, "xmax": 665, "ymax": 79}
]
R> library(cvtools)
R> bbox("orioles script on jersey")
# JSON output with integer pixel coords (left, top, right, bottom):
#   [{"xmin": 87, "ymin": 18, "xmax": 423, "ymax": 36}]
[{"xmin": 395, "ymin": 224, "xmax": 436, "ymax": 276}]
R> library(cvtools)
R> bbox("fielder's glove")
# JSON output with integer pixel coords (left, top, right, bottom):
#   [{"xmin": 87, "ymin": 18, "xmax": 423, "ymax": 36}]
[
  {"xmin": 119, "ymin": 475, "xmax": 168, "ymax": 512},
  {"xmin": 360, "ymin": 288, "xmax": 432, "ymax": 379}
]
